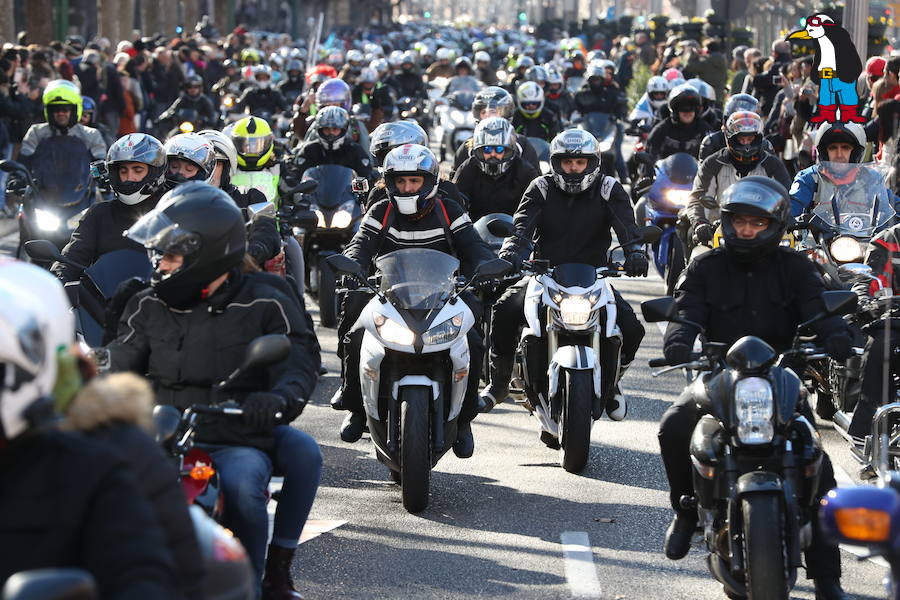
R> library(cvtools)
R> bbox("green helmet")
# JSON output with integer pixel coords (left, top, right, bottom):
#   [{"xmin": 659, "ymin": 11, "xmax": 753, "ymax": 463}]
[{"xmin": 42, "ymin": 80, "xmax": 82, "ymax": 129}]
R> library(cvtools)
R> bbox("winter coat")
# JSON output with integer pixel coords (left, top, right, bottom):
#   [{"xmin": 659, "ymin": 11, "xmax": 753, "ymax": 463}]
[{"xmin": 452, "ymin": 155, "xmax": 540, "ymax": 220}]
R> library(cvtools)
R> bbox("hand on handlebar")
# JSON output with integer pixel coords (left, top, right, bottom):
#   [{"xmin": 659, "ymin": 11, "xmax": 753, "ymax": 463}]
[
  {"xmin": 624, "ymin": 250, "xmax": 649, "ymax": 277},
  {"xmin": 242, "ymin": 392, "xmax": 286, "ymax": 432},
  {"xmin": 693, "ymin": 222, "xmax": 715, "ymax": 246},
  {"xmin": 664, "ymin": 342, "xmax": 693, "ymax": 366}
]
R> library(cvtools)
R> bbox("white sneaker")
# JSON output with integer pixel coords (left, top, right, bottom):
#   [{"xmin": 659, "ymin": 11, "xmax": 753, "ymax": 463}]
[{"xmin": 606, "ymin": 386, "xmax": 627, "ymax": 421}]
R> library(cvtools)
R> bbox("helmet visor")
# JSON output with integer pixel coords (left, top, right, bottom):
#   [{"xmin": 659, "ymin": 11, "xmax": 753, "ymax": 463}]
[
  {"xmin": 126, "ymin": 211, "xmax": 201, "ymax": 257},
  {"xmin": 233, "ymin": 135, "xmax": 272, "ymax": 156}
]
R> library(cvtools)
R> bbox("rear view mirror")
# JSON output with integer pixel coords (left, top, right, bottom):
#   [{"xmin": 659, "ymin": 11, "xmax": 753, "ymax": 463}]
[
  {"xmin": 325, "ymin": 253, "xmax": 363, "ymax": 278},
  {"xmin": 248, "ymin": 201, "xmax": 276, "ymax": 221},
  {"xmin": 837, "ymin": 263, "xmax": 874, "ymax": 280},
  {"xmin": 242, "ymin": 334, "xmax": 291, "ymax": 371},
  {"xmin": 152, "ymin": 405, "xmax": 182, "ymax": 445},
  {"xmin": 641, "ymin": 297, "xmax": 677, "ymax": 323},
  {"xmin": 822, "ymin": 290, "xmax": 858, "ymax": 317},
  {"xmin": 2, "ymin": 568, "xmax": 96, "ymax": 600},
  {"xmin": 486, "ymin": 218, "xmax": 514, "ymax": 238},
  {"xmin": 293, "ymin": 210, "xmax": 320, "ymax": 231},
  {"xmin": 475, "ymin": 258, "xmax": 512, "ymax": 279},
  {"xmin": 0, "ymin": 159, "xmax": 27, "ymax": 175},
  {"xmin": 24, "ymin": 239, "xmax": 65, "ymax": 263},
  {"xmin": 637, "ymin": 225, "xmax": 663, "ymax": 244},
  {"xmin": 296, "ymin": 179, "xmax": 318, "ymax": 194}
]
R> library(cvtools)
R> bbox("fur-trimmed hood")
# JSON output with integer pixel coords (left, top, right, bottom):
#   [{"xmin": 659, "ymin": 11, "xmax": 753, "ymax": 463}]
[{"xmin": 63, "ymin": 373, "xmax": 154, "ymax": 433}]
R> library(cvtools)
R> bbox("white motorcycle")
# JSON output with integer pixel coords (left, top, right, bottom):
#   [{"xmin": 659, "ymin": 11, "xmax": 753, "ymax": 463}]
[{"xmin": 326, "ymin": 249, "xmax": 510, "ymax": 512}]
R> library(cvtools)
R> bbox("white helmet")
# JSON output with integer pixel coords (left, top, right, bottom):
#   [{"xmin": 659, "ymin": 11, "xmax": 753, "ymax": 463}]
[
  {"xmin": 516, "ymin": 81, "xmax": 544, "ymax": 118},
  {"xmin": 0, "ymin": 259, "xmax": 74, "ymax": 442},
  {"xmin": 198, "ymin": 129, "xmax": 238, "ymax": 181},
  {"xmin": 646, "ymin": 76, "xmax": 670, "ymax": 110},
  {"xmin": 436, "ymin": 47, "xmax": 452, "ymax": 61},
  {"xmin": 383, "ymin": 144, "xmax": 440, "ymax": 215},
  {"xmin": 474, "ymin": 50, "xmax": 491, "ymax": 64}
]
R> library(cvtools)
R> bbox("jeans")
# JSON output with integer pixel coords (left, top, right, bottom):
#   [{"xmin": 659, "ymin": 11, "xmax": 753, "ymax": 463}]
[
  {"xmin": 207, "ymin": 426, "xmax": 322, "ymax": 596},
  {"xmin": 818, "ymin": 77, "xmax": 858, "ymax": 107}
]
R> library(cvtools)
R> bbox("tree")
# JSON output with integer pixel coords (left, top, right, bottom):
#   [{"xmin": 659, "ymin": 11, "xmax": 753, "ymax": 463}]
[{"xmin": 24, "ymin": 0, "xmax": 54, "ymax": 45}]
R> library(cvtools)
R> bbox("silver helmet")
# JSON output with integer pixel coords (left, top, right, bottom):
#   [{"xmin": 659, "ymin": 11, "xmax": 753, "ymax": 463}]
[
  {"xmin": 549, "ymin": 129, "xmax": 602, "ymax": 194},
  {"xmin": 472, "ymin": 117, "xmax": 516, "ymax": 177}
]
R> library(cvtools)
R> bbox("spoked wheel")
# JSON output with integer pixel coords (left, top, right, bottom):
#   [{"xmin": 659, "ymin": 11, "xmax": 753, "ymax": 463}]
[
  {"xmin": 742, "ymin": 494, "xmax": 789, "ymax": 600},
  {"xmin": 558, "ymin": 369, "xmax": 593, "ymax": 473},
  {"xmin": 400, "ymin": 385, "xmax": 432, "ymax": 513}
]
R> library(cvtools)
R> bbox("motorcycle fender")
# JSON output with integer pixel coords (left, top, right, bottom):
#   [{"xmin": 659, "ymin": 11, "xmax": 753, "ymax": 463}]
[
  {"xmin": 736, "ymin": 471, "xmax": 783, "ymax": 497},
  {"xmin": 447, "ymin": 335, "xmax": 470, "ymax": 420},
  {"xmin": 690, "ymin": 414, "xmax": 723, "ymax": 467},
  {"xmin": 524, "ymin": 276, "xmax": 543, "ymax": 338},
  {"xmin": 548, "ymin": 346, "xmax": 602, "ymax": 400},
  {"xmin": 391, "ymin": 376, "xmax": 439, "ymax": 403},
  {"xmin": 360, "ymin": 330, "xmax": 385, "ymax": 419}
]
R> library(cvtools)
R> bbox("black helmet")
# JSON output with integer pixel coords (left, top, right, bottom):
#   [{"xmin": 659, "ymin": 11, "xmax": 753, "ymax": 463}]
[
  {"xmin": 126, "ymin": 182, "xmax": 246, "ymax": 309},
  {"xmin": 472, "ymin": 86, "xmax": 514, "ymax": 122},
  {"xmin": 184, "ymin": 74, "xmax": 204, "ymax": 91},
  {"xmin": 723, "ymin": 93, "xmax": 759, "ymax": 118},
  {"xmin": 814, "ymin": 122, "xmax": 866, "ymax": 164},
  {"xmin": 719, "ymin": 176, "xmax": 790, "ymax": 261},
  {"xmin": 667, "ymin": 84, "xmax": 702, "ymax": 120},
  {"xmin": 724, "ymin": 111, "xmax": 764, "ymax": 165}
]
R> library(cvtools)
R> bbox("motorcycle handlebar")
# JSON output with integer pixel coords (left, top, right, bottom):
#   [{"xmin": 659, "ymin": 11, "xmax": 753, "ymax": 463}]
[
  {"xmin": 648, "ymin": 357, "xmax": 668, "ymax": 367},
  {"xmin": 189, "ymin": 404, "xmax": 283, "ymax": 420}
]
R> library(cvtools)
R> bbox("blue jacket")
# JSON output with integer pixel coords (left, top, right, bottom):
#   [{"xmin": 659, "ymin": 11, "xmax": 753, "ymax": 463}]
[{"xmin": 789, "ymin": 164, "xmax": 900, "ymax": 218}]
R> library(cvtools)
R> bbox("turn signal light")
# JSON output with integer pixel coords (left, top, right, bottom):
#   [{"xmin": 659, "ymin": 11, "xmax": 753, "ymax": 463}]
[
  {"xmin": 834, "ymin": 508, "xmax": 890, "ymax": 542},
  {"xmin": 190, "ymin": 464, "xmax": 216, "ymax": 481}
]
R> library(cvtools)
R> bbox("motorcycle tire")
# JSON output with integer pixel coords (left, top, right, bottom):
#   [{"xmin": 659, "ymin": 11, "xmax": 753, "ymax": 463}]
[
  {"xmin": 665, "ymin": 237, "xmax": 686, "ymax": 297},
  {"xmin": 559, "ymin": 369, "xmax": 593, "ymax": 473},
  {"xmin": 400, "ymin": 386, "xmax": 432, "ymax": 513},
  {"xmin": 741, "ymin": 494, "xmax": 789, "ymax": 600},
  {"xmin": 317, "ymin": 258, "xmax": 338, "ymax": 328}
]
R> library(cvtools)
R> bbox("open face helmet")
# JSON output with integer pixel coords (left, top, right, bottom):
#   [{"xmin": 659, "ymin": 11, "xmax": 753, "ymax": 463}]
[{"xmin": 382, "ymin": 144, "xmax": 440, "ymax": 215}]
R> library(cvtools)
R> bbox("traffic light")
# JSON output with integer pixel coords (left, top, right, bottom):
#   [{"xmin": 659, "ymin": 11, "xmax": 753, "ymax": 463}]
[
  {"xmin": 424, "ymin": 10, "xmax": 431, "ymax": 18},
  {"xmin": 518, "ymin": 12, "xmax": 527, "ymax": 21}
]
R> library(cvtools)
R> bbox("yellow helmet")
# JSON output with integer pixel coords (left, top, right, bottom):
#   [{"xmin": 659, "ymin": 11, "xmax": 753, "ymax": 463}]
[
  {"xmin": 229, "ymin": 116, "xmax": 274, "ymax": 170},
  {"xmin": 42, "ymin": 80, "xmax": 82, "ymax": 129}
]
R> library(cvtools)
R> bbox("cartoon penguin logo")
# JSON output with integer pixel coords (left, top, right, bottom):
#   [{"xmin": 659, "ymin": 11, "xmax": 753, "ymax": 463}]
[{"xmin": 787, "ymin": 14, "xmax": 864, "ymax": 124}]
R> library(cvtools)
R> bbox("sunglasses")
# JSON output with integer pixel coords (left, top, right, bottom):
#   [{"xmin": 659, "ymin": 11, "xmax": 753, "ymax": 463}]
[
  {"xmin": 806, "ymin": 17, "xmax": 834, "ymax": 27},
  {"xmin": 482, "ymin": 145, "xmax": 507, "ymax": 154}
]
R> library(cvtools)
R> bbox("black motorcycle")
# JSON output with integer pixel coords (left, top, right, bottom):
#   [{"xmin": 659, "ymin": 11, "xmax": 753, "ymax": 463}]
[{"xmin": 642, "ymin": 290, "xmax": 857, "ymax": 600}]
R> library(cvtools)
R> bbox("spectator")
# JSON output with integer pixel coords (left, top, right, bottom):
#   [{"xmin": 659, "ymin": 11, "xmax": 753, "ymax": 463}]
[
  {"xmin": 750, "ymin": 40, "xmax": 793, "ymax": 117},
  {"xmin": 682, "ymin": 39, "xmax": 728, "ymax": 104}
]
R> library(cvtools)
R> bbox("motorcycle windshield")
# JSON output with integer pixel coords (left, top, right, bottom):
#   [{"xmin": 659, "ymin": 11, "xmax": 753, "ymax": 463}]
[
  {"xmin": 527, "ymin": 137, "xmax": 551, "ymax": 161},
  {"xmin": 552, "ymin": 263, "xmax": 597, "ymax": 288},
  {"xmin": 449, "ymin": 91, "xmax": 475, "ymax": 110},
  {"xmin": 302, "ymin": 165, "xmax": 355, "ymax": 209},
  {"xmin": 812, "ymin": 162, "xmax": 895, "ymax": 236},
  {"xmin": 376, "ymin": 249, "xmax": 459, "ymax": 310},
  {"xmin": 582, "ymin": 112, "xmax": 615, "ymax": 143},
  {"xmin": 83, "ymin": 249, "xmax": 152, "ymax": 298},
  {"xmin": 29, "ymin": 136, "xmax": 93, "ymax": 207},
  {"xmin": 176, "ymin": 107, "xmax": 199, "ymax": 123}
]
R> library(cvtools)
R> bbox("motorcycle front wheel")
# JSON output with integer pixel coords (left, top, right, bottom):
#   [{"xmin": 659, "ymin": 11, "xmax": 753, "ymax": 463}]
[
  {"xmin": 400, "ymin": 386, "xmax": 432, "ymax": 513},
  {"xmin": 559, "ymin": 369, "xmax": 592, "ymax": 473},
  {"xmin": 741, "ymin": 494, "xmax": 789, "ymax": 600}
]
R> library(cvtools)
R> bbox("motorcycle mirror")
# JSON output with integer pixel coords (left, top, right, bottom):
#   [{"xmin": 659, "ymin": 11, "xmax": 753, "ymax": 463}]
[
  {"xmin": 486, "ymin": 218, "xmax": 514, "ymax": 238},
  {"xmin": 152, "ymin": 405, "xmax": 182, "ymax": 445},
  {"xmin": 838, "ymin": 263, "xmax": 875, "ymax": 280},
  {"xmin": 296, "ymin": 179, "xmax": 317, "ymax": 194},
  {"xmin": 2, "ymin": 568, "xmax": 97, "ymax": 600},
  {"xmin": 23, "ymin": 240, "xmax": 69, "ymax": 265},
  {"xmin": 699, "ymin": 195, "xmax": 718, "ymax": 210},
  {"xmin": 0, "ymin": 159, "xmax": 26, "ymax": 175},
  {"xmin": 475, "ymin": 258, "xmax": 512, "ymax": 279},
  {"xmin": 294, "ymin": 210, "xmax": 320, "ymax": 231},
  {"xmin": 822, "ymin": 290, "xmax": 858, "ymax": 317},
  {"xmin": 247, "ymin": 201, "xmax": 276, "ymax": 221},
  {"xmin": 241, "ymin": 334, "xmax": 291, "ymax": 371},
  {"xmin": 636, "ymin": 225, "xmax": 663, "ymax": 244},
  {"xmin": 325, "ymin": 253, "xmax": 363, "ymax": 278},
  {"xmin": 640, "ymin": 297, "xmax": 677, "ymax": 323}
]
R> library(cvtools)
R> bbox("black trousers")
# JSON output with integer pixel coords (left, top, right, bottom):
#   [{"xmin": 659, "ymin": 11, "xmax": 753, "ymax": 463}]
[
  {"xmin": 336, "ymin": 290, "xmax": 484, "ymax": 424},
  {"xmin": 850, "ymin": 322, "xmax": 900, "ymax": 438},
  {"xmin": 657, "ymin": 390, "xmax": 841, "ymax": 578}
]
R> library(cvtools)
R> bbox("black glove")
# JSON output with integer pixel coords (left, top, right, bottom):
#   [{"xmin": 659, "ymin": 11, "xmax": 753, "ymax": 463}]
[
  {"xmin": 241, "ymin": 392, "xmax": 287, "ymax": 432},
  {"xmin": 693, "ymin": 222, "xmax": 714, "ymax": 245},
  {"xmin": 102, "ymin": 277, "xmax": 150, "ymax": 344},
  {"xmin": 623, "ymin": 250, "xmax": 649, "ymax": 277},
  {"xmin": 499, "ymin": 249, "xmax": 523, "ymax": 273},
  {"xmin": 339, "ymin": 274, "xmax": 360, "ymax": 290},
  {"xmin": 825, "ymin": 332, "xmax": 854, "ymax": 361},
  {"xmin": 664, "ymin": 342, "xmax": 693, "ymax": 366}
]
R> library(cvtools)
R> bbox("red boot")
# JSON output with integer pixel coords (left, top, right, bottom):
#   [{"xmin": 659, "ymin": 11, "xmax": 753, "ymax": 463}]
[
  {"xmin": 261, "ymin": 544, "xmax": 304, "ymax": 600},
  {"xmin": 839, "ymin": 104, "xmax": 867, "ymax": 123},
  {"xmin": 809, "ymin": 104, "xmax": 836, "ymax": 123}
]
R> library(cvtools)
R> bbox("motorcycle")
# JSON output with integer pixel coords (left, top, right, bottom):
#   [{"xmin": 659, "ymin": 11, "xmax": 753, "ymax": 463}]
[
  {"xmin": 1, "ymin": 139, "xmax": 95, "ymax": 259},
  {"xmin": 526, "ymin": 137, "xmax": 551, "ymax": 174},
  {"xmin": 433, "ymin": 91, "xmax": 476, "ymax": 161},
  {"xmin": 641, "ymin": 290, "xmax": 859, "ymax": 600},
  {"xmin": 473, "ymin": 213, "xmax": 514, "ymax": 381},
  {"xmin": 636, "ymin": 152, "xmax": 697, "ymax": 296},
  {"xmin": 24, "ymin": 240, "xmax": 151, "ymax": 348},
  {"xmin": 396, "ymin": 96, "xmax": 428, "ymax": 129},
  {"xmin": 821, "ymin": 402, "xmax": 900, "ymax": 600},
  {"xmin": 2, "ymin": 569, "xmax": 95, "ymax": 600},
  {"xmin": 160, "ymin": 106, "xmax": 202, "ymax": 140},
  {"xmin": 293, "ymin": 165, "xmax": 364, "ymax": 327},
  {"xmin": 578, "ymin": 112, "xmax": 618, "ymax": 178},
  {"xmin": 497, "ymin": 221, "xmax": 662, "ymax": 472},
  {"xmin": 325, "ymin": 249, "xmax": 510, "ymax": 512}
]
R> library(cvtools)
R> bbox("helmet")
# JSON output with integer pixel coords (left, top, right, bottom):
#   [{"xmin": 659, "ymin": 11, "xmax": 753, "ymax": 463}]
[
  {"xmin": 686, "ymin": 78, "xmax": 715, "ymax": 104},
  {"xmin": 127, "ymin": 182, "xmax": 245, "ymax": 309},
  {"xmin": 315, "ymin": 78, "xmax": 351, "ymax": 111},
  {"xmin": 546, "ymin": 67, "xmax": 564, "ymax": 87},
  {"xmin": 454, "ymin": 56, "xmax": 473, "ymax": 73},
  {"xmin": 81, "ymin": 96, "xmax": 96, "ymax": 124},
  {"xmin": 230, "ymin": 116, "xmax": 274, "ymax": 170},
  {"xmin": 549, "ymin": 129, "xmax": 602, "ymax": 194},
  {"xmin": 724, "ymin": 111, "xmax": 764, "ymax": 164},
  {"xmin": 370, "ymin": 121, "xmax": 428, "ymax": 166},
  {"xmin": 184, "ymin": 74, "xmax": 204, "ymax": 91},
  {"xmin": 524, "ymin": 65, "xmax": 548, "ymax": 85},
  {"xmin": 198, "ymin": 129, "xmax": 238, "ymax": 185},
  {"xmin": 382, "ymin": 144, "xmax": 439, "ymax": 215},
  {"xmin": 667, "ymin": 84, "xmax": 702, "ymax": 118},
  {"xmin": 42, "ymin": 79, "xmax": 82, "ymax": 130},
  {"xmin": 223, "ymin": 59, "xmax": 237, "ymax": 71},
  {"xmin": 646, "ymin": 75, "xmax": 669, "ymax": 109},
  {"xmin": 326, "ymin": 51, "xmax": 345, "ymax": 68},
  {"xmin": 515, "ymin": 55, "xmax": 535, "ymax": 70},
  {"xmin": 814, "ymin": 121, "xmax": 866, "ymax": 163},
  {"xmin": 516, "ymin": 81, "xmax": 544, "ymax": 119},
  {"xmin": 106, "ymin": 133, "xmax": 168, "ymax": 205},
  {"xmin": 0, "ymin": 259, "xmax": 74, "ymax": 443},
  {"xmin": 253, "ymin": 65, "xmax": 272, "ymax": 88},
  {"xmin": 662, "ymin": 67, "xmax": 682, "ymax": 82},
  {"xmin": 163, "ymin": 133, "xmax": 217, "ymax": 188},
  {"xmin": 474, "ymin": 50, "xmax": 491, "ymax": 64},
  {"xmin": 587, "ymin": 50, "xmax": 607, "ymax": 62},
  {"xmin": 370, "ymin": 58, "xmax": 389, "ymax": 75},
  {"xmin": 400, "ymin": 51, "xmax": 416, "ymax": 69},
  {"xmin": 315, "ymin": 106, "xmax": 350, "ymax": 151},
  {"xmin": 240, "ymin": 48, "xmax": 260, "ymax": 65},
  {"xmin": 472, "ymin": 41, "xmax": 487, "ymax": 53},
  {"xmin": 595, "ymin": 59, "xmax": 616, "ymax": 75},
  {"xmin": 724, "ymin": 93, "xmax": 759, "ymax": 118},
  {"xmin": 358, "ymin": 67, "xmax": 378, "ymax": 85},
  {"xmin": 346, "ymin": 49, "xmax": 365, "ymax": 66},
  {"xmin": 436, "ymin": 48, "xmax": 452, "ymax": 61},
  {"xmin": 719, "ymin": 176, "xmax": 790, "ymax": 261},
  {"xmin": 585, "ymin": 62, "xmax": 607, "ymax": 82},
  {"xmin": 472, "ymin": 86, "xmax": 514, "ymax": 121},
  {"xmin": 472, "ymin": 117, "xmax": 517, "ymax": 177}
]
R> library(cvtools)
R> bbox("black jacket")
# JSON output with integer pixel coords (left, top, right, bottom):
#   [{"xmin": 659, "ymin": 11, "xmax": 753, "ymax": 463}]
[
  {"xmin": 277, "ymin": 77, "xmax": 305, "ymax": 105},
  {"xmin": 52, "ymin": 194, "xmax": 162, "ymax": 284},
  {"xmin": 236, "ymin": 86, "xmax": 289, "ymax": 116},
  {"xmin": 546, "ymin": 90, "xmax": 575, "ymax": 121},
  {"xmin": 159, "ymin": 93, "xmax": 218, "ymax": 130},
  {"xmin": 665, "ymin": 247, "xmax": 846, "ymax": 352},
  {"xmin": 503, "ymin": 173, "xmax": 640, "ymax": 268},
  {"xmin": 645, "ymin": 116, "xmax": 713, "ymax": 161},
  {"xmin": 225, "ymin": 184, "xmax": 282, "ymax": 264},
  {"xmin": 699, "ymin": 130, "xmax": 775, "ymax": 162},
  {"xmin": 393, "ymin": 71, "xmax": 429, "ymax": 100},
  {"xmin": 0, "ymin": 430, "xmax": 177, "ymax": 599},
  {"xmin": 453, "ymin": 134, "xmax": 539, "ymax": 174},
  {"xmin": 512, "ymin": 109, "xmax": 562, "ymax": 143},
  {"xmin": 294, "ymin": 140, "xmax": 374, "ymax": 182},
  {"xmin": 573, "ymin": 83, "xmax": 627, "ymax": 119},
  {"xmin": 452, "ymin": 155, "xmax": 540, "ymax": 220},
  {"xmin": 107, "ymin": 271, "xmax": 320, "ymax": 451},
  {"xmin": 345, "ymin": 194, "xmax": 494, "ymax": 278}
]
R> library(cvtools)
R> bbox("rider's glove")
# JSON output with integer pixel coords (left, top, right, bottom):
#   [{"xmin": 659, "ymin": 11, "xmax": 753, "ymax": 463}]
[
  {"xmin": 623, "ymin": 250, "xmax": 649, "ymax": 277},
  {"xmin": 242, "ymin": 392, "xmax": 287, "ymax": 432},
  {"xmin": 825, "ymin": 331, "xmax": 854, "ymax": 361},
  {"xmin": 499, "ymin": 249, "xmax": 523, "ymax": 273},
  {"xmin": 663, "ymin": 342, "xmax": 693, "ymax": 366},
  {"xmin": 693, "ymin": 222, "xmax": 714, "ymax": 245}
]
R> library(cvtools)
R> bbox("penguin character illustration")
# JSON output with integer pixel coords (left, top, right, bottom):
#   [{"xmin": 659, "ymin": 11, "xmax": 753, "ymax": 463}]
[{"xmin": 787, "ymin": 13, "xmax": 864, "ymax": 124}]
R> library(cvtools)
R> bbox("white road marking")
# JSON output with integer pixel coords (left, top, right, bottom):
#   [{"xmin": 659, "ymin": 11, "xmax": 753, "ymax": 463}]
[
  {"xmin": 833, "ymin": 464, "xmax": 892, "ymax": 568},
  {"xmin": 560, "ymin": 531, "xmax": 602, "ymax": 599}
]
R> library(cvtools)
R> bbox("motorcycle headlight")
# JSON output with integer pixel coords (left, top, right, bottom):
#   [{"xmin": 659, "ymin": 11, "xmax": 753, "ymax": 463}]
[
  {"xmin": 310, "ymin": 204, "xmax": 326, "ymax": 228},
  {"xmin": 179, "ymin": 121, "xmax": 195, "ymax": 133},
  {"xmin": 224, "ymin": 96, "xmax": 235, "ymax": 108},
  {"xmin": 664, "ymin": 189, "xmax": 691, "ymax": 207},
  {"xmin": 734, "ymin": 376, "xmax": 774, "ymax": 445},
  {"xmin": 830, "ymin": 236, "xmax": 864, "ymax": 263},
  {"xmin": 34, "ymin": 208, "xmax": 61, "ymax": 231},
  {"xmin": 558, "ymin": 295, "xmax": 593, "ymax": 326},
  {"xmin": 422, "ymin": 313, "xmax": 463, "ymax": 345},
  {"xmin": 374, "ymin": 313, "xmax": 415, "ymax": 346},
  {"xmin": 329, "ymin": 200, "xmax": 356, "ymax": 229}
]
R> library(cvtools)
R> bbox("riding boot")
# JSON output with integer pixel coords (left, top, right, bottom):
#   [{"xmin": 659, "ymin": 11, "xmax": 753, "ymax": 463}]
[
  {"xmin": 838, "ymin": 104, "xmax": 867, "ymax": 123},
  {"xmin": 809, "ymin": 105, "xmax": 836, "ymax": 124},
  {"xmin": 479, "ymin": 352, "xmax": 515, "ymax": 412},
  {"xmin": 261, "ymin": 544, "xmax": 304, "ymax": 600}
]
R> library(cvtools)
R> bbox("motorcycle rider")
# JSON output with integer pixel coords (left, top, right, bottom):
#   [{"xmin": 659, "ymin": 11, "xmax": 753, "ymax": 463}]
[
  {"xmin": 545, "ymin": 67, "xmax": 575, "ymax": 122},
  {"xmin": 290, "ymin": 78, "xmax": 369, "ymax": 149},
  {"xmin": 157, "ymin": 75, "xmax": 219, "ymax": 134},
  {"xmin": 658, "ymin": 177, "xmax": 851, "ymax": 600},
  {"xmin": 425, "ymin": 47, "xmax": 455, "ymax": 81},
  {"xmin": 474, "ymin": 50, "xmax": 499, "ymax": 86},
  {"xmin": 393, "ymin": 51, "xmax": 430, "ymax": 101},
  {"xmin": 331, "ymin": 144, "xmax": 495, "ymax": 458},
  {"xmin": 698, "ymin": 93, "xmax": 762, "ymax": 161},
  {"xmin": 107, "ymin": 182, "xmax": 322, "ymax": 600},
  {"xmin": 0, "ymin": 260, "xmax": 180, "ymax": 599},
  {"xmin": 626, "ymin": 75, "xmax": 670, "ymax": 129},
  {"xmin": 293, "ymin": 106, "xmax": 374, "ymax": 182},
  {"xmin": 51, "ymin": 133, "xmax": 168, "ymax": 288},
  {"xmin": 480, "ymin": 129, "xmax": 648, "ymax": 421},
  {"xmin": 512, "ymin": 81, "xmax": 561, "ymax": 143},
  {"xmin": 645, "ymin": 84, "xmax": 712, "ymax": 162},
  {"xmin": 229, "ymin": 116, "xmax": 284, "ymax": 202},
  {"xmin": 277, "ymin": 59, "xmax": 305, "ymax": 105},
  {"xmin": 573, "ymin": 61, "xmax": 628, "ymax": 180},
  {"xmin": 236, "ymin": 66, "xmax": 289, "ymax": 118},
  {"xmin": 453, "ymin": 116, "xmax": 540, "ymax": 220},
  {"xmin": 163, "ymin": 132, "xmax": 217, "ymax": 189},
  {"xmin": 19, "ymin": 79, "xmax": 107, "ymax": 163},
  {"xmin": 445, "ymin": 56, "xmax": 482, "ymax": 94},
  {"xmin": 351, "ymin": 67, "xmax": 393, "ymax": 131}
]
